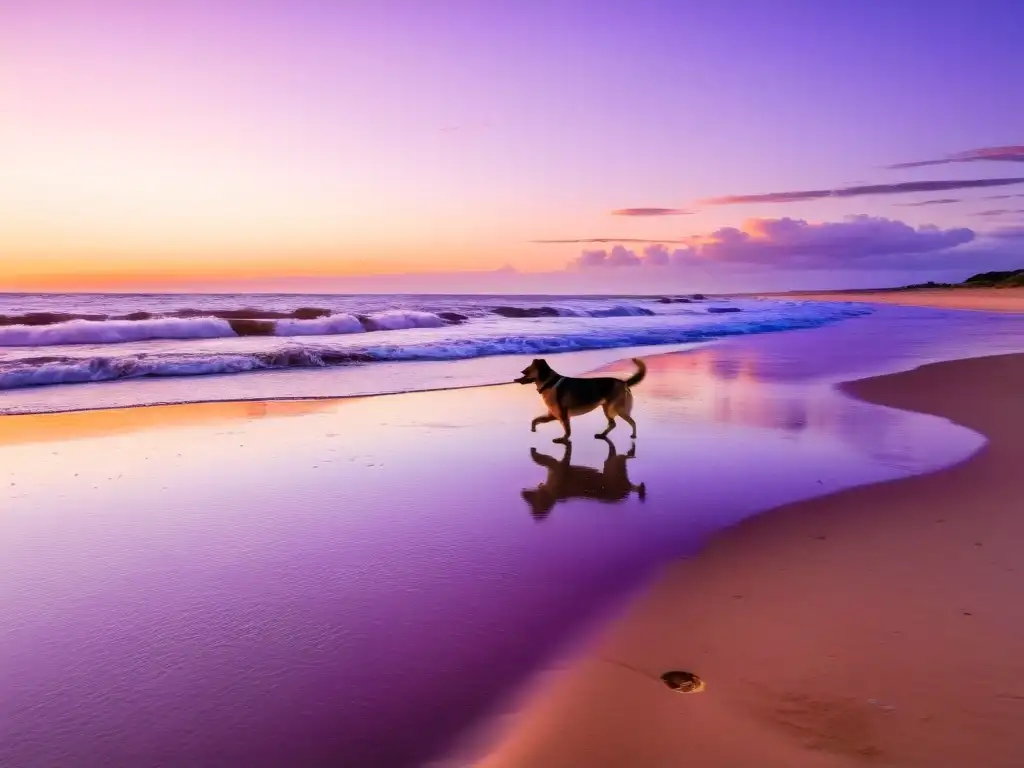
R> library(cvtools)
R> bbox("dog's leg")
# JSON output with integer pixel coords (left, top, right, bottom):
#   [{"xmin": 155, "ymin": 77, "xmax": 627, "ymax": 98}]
[
  {"xmin": 616, "ymin": 389, "xmax": 638, "ymax": 439},
  {"xmin": 530, "ymin": 447, "xmax": 560, "ymax": 469},
  {"xmin": 560, "ymin": 441, "xmax": 573, "ymax": 465},
  {"xmin": 531, "ymin": 413, "xmax": 556, "ymax": 432},
  {"xmin": 599, "ymin": 434, "xmax": 616, "ymax": 462},
  {"xmin": 553, "ymin": 413, "xmax": 571, "ymax": 443},
  {"xmin": 596, "ymin": 402, "xmax": 617, "ymax": 438}
]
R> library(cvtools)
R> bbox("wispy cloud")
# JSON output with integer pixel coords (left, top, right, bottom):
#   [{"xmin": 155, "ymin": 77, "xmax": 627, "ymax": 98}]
[
  {"xmin": 984, "ymin": 193, "xmax": 1024, "ymax": 200},
  {"xmin": 610, "ymin": 207, "xmax": 693, "ymax": 216},
  {"xmin": 699, "ymin": 178, "xmax": 1024, "ymax": 206},
  {"xmin": 886, "ymin": 145, "xmax": 1024, "ymax": 170},
  {"xmin": 899, "ymin": 198, "xmax": 960, "ymax": 207},
  {"xmin": 973, "ymin": 208, "xmax": 1024, "ymax": 217},
  {"xmin": 567, "ymin": 216, "xmax": 974, "ymax": 271},
  {"xmin": 532, "ymin": 237, "xmax": 690, "ymax": 244}
]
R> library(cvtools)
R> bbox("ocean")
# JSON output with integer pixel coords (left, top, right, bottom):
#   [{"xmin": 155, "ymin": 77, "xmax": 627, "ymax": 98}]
[{"xmin": 0, "ymin": 292, "xmax": 872, "ymax": 414}]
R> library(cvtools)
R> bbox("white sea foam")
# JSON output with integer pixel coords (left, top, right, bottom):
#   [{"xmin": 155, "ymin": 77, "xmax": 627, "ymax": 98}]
[
  {"xmin": 361, "ymin": 310, "xmax": 448, "ymax": 331},
  {"xmin": 0, "ymin": 317, "xmax": 234, "ymax": 346},
  {"xmin": 0, "ymin": 310, "xmax": 457, "ymax": 347},
  {"xmin": 274, "ymin": 314, "xmax": 366, "ymax": 336},
  {"xmin": 572, "ymin": 305, "xmax": 660, "ymax": 318}
]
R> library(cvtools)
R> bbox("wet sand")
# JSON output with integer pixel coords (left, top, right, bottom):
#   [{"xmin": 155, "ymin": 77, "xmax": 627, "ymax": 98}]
[
  {"xmin": 771, "ymin": 286, "xmax": 1024, "ymax": 313},
  {"xmin": 478, "ymin": 353, "xmax": 1024, "ymax": 768}
]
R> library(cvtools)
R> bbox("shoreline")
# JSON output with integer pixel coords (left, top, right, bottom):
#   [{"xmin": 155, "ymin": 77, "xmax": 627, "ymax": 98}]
[
  {"xmin": 0, "ymin": 340, "xmax": 712, "ymax": 417},
  {"xmin": 2, "ymin": 290, "xmax": 1017, "ymax": 419},
  {"xmin": 477, "ymin": 351, "xmax": 1024, "ymax": 767},
  {"xmin": 759, "ymin": 286, "xmax": 1024, "ymax": 313},
  {"xmin": 0, "ymin": 379, "xmax": 503, "ymax": 417}
]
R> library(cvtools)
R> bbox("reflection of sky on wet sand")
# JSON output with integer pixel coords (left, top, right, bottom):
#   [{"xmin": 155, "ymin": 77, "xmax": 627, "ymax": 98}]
[
  {"xmin": 611, "ymin": 348, "xmax": 831, "ymax": 429},
  {"xmin": 599, "ymin": 346, "xmax": 933, "ymax": 474},
  {"xmin": 0, "ymin": 398, "xmax": 342, "ymax": 447},
  {"xmin": 4, "ymin": 309, "xmax": 1024, "ymax": 768},
  {"xmin": 598, "ymin": 304, "xmax": 1024, "ymax": 472}
]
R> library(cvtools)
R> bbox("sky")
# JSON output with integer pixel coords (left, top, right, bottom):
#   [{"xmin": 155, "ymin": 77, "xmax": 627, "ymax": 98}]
[{"xmin": 2, "ymin": 0, "xmax": 1023, "ymax": 293}]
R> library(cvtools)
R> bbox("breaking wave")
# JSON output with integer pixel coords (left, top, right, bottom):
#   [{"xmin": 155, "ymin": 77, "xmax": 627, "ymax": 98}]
[{"xmin": 0, "ymin": 310, "xmax": 459, "ymax": 347}]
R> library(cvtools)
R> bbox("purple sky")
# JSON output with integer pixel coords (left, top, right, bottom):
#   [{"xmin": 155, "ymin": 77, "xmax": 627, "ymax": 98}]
[{"xmin": 2, "ymin": 0, "xmax": 1022, "ymax": 292}]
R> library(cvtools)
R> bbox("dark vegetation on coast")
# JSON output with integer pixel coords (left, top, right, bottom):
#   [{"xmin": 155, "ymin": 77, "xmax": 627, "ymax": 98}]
[
  {"xmin": 899, "ymin": 269, "xmax": 1024, "ymax": 291},
  {"xmin": 782, "ymin": 269, "xmax": 1024, "ymax": 295}
]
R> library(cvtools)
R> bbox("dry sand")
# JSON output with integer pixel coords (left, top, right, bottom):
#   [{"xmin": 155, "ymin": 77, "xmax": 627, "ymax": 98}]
[
  {"xmin": 772, "ymin": 286, "xmax": 1024, "ymax": 313},
  {"xmin": 479, "ymin": 353, "xmax": 1024, "ymax": 768}
]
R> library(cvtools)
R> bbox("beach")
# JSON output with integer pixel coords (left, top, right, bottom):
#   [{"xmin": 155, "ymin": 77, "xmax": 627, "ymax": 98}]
[
  {"xmin": 770, "ymin": 286, "xmax": 1024, "ymax": 314},
  {"xmin": 3, "ymin": 302, "xmax": 1024, "ymax": 767},
  {"xmin": 479, "ymin": 327, "xmax": 1024, "ymax": 762}
]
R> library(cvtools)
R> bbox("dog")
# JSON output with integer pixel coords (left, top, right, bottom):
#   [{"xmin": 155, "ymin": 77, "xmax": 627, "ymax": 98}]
[
  {"xmin": 522, "ymin": 438, "xmax": 647, "ymax": 520},
  {"xmin": 514, "ymin": 357, "xmax": 646, "ymax": 442}
]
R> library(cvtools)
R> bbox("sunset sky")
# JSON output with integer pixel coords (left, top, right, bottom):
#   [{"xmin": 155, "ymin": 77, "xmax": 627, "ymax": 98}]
[{"xmin": 2, "ymin": 0, "xmax": 1022, "ymax": 293}]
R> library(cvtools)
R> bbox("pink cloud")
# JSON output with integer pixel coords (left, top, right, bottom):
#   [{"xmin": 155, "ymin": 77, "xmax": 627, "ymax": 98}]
[
  {"xmin": 900, "ymin": 198, "xmax": 960, "ymax": 207},
  {"xmin": 575, "ymin": 245, "xmax": 645, "ymax": 268},
  {"xmin": 610, "ymin": 208, "xmax": 693, "ymax": 216},
  {"xmin": 532, "ymin": 237, "xmax": 690, "ymax": 244},
  {"xmin": 973, "ymin": 208, "xmax": 1024, "ymax": 217},
  {"xmin": 568, "ymin": 216, "xmax": 974, "ymax": 271},
  {"xmin": 699, "ymin": 177, "xmax": 1024, "ymax": 206},
  {"xmin": 887, "ymin": 145, "xmax": 1024, "ymax": 170}
]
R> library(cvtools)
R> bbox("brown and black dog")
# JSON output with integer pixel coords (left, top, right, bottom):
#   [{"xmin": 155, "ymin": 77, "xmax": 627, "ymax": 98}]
[
  {"xmin": 514, "ymin": 357, "xmax": 646, "ymax": 442},
  {"xmin": 522, "ymin": 438, "xmax": 646, "ymax": 520}
]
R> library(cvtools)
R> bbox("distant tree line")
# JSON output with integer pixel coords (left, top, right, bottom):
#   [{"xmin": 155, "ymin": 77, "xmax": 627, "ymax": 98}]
[{"xmin": 900, "ymin": 269, "xmax": 1024, "ymax": 290}]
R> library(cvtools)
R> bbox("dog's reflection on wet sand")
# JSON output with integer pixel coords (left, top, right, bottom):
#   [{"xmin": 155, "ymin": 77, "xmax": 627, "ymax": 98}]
[{"xmin": 521, "ymin": 436, "xmax": 647, "ymax": 521}]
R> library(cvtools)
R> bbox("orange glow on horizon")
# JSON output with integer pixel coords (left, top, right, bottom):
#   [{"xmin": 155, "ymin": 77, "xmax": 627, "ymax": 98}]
[{"xmin": 0, "ymin": 243, "xmax": 536, "ymax": 292}]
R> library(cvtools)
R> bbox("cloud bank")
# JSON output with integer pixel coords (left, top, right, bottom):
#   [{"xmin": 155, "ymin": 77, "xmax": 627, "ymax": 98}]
[
  {"xmin": 698, "ymin": 177, "xmax": 1024, "ymax": 206},
  {"xmin": 887, "ymin": 145, "xmax": 1024, "ymax": 170},
  {"xmin": 568, "ymin": 216, "xmax": 974, "ymax": 271}
]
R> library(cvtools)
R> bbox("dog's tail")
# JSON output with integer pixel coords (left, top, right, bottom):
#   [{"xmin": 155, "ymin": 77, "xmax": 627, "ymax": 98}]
[{"xmin": 625, "ymin": 358, "xmax": 647, "ymax": 388}]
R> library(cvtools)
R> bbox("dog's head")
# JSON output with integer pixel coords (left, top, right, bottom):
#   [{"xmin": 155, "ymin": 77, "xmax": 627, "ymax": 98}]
[
  {"xmin": 521, "ymin": 488, "xmax": 555, "ymax": 519},
  {"xmin": 514, "ymin": 358, "xmax": 552, "ymax": 385}
]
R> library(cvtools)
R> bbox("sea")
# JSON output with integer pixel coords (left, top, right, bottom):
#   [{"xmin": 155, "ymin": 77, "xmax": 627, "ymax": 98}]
[{"xmin": 0, "ymin": 292, "xmax": 871, "ymax": 414}]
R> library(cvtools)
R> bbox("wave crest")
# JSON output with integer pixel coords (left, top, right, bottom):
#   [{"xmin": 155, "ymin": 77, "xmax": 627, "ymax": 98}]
[
  {"xmin": 490, "ymin": 305, "xmax": 655, "ymax": 318},
  {"xmin": 0, "ymin": 310, "xmax": 463, "ymax": 347}
]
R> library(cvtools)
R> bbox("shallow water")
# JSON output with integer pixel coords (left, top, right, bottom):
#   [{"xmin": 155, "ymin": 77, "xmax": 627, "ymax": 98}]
[{"xmin": 2, "ymin": 307, "xmax": 1023, "ymax": 767}]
